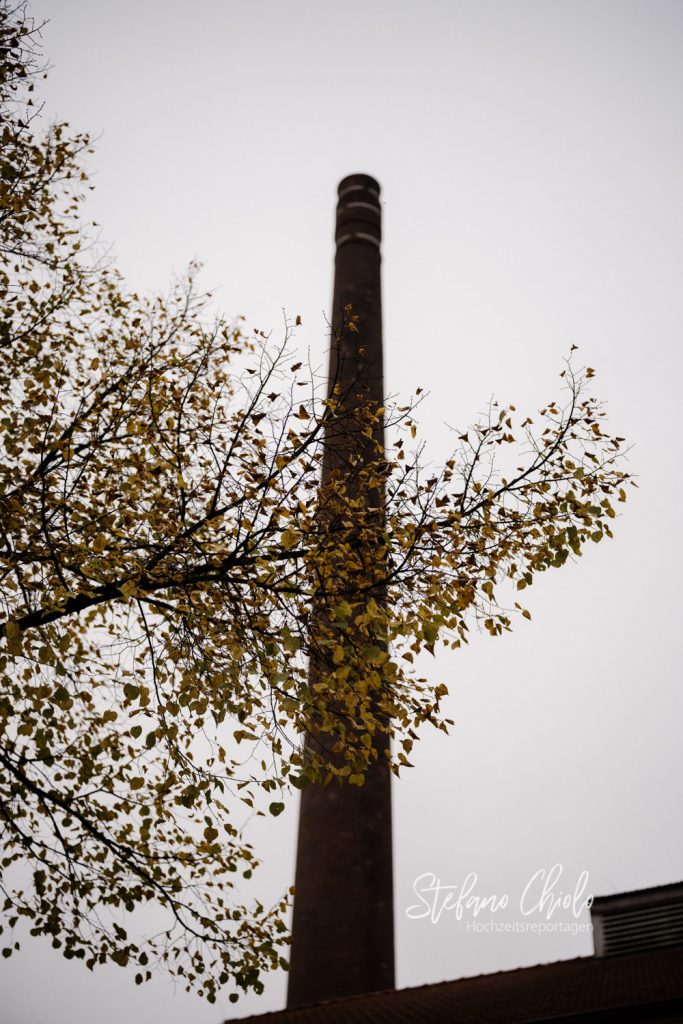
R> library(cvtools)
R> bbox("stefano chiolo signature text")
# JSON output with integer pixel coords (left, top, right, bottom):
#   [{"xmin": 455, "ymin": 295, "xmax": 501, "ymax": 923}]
[{"xmin": 405, "ymin": 864, "xmax": 593, "ymax": 924}]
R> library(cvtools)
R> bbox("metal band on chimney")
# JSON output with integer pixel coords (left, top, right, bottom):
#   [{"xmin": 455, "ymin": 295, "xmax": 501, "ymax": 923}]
[
  {"xmin": 336, "ymin": 232, "xmax": 381, "ymax": 249},
  {"xmin": 338, "ymin": 182, "xmax": 380, "ymax": 200}
]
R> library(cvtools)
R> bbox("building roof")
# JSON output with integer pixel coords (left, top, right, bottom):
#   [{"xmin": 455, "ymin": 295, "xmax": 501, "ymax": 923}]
[
  {"xmin": 226, "ymin": 946, "xmax": 683, "ymax": 1024},
  {"xmin": 591, "ymin": 881, "xmax": 683, "ymax": 958},
  {"xmin": 592, "ymin": 880, "xmax": 683, "ymax": 911}
]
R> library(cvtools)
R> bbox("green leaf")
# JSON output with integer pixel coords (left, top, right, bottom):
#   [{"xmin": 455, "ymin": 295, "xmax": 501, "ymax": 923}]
[
  {"xmin": 333, "ymin": 600, "xmax": 352, "ymax": 621},
  {"xmin": 363, "ymin": 645, "xmax": 384, "ymax": 664},
  {"xmin": 422, "ymin": 622, "xmax": 439, "ymax": 644}
]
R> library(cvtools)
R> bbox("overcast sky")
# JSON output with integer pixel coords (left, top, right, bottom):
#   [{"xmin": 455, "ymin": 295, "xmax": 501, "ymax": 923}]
[{"xmin": 3, "ymin": 1, "xmax": 683, "ymax": 1022}]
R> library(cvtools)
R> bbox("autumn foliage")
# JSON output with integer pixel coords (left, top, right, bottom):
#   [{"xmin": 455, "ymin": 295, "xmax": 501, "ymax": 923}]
[{"xmin": 0, "ymin": 2, "xmax": 630, "ymax": 1004}]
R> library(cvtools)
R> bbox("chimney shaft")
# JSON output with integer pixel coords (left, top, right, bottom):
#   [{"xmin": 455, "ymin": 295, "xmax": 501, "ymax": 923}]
[{"xmin": 286, "ymin": 175, "xmax": 395, "ymax": 1008}]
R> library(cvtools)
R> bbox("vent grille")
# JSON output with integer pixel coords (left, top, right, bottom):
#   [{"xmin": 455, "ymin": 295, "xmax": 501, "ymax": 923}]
[{"xmin": 592, "ymin": 884, "xmax": 683, "ymax": 958}]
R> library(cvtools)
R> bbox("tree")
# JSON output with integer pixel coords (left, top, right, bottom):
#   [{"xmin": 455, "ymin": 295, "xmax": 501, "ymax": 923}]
[{"xmin": 0, "ymin": 1, "xmax": 631, "ymax": 1005}]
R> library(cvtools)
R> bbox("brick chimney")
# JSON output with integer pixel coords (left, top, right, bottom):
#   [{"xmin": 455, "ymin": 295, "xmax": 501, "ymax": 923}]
[{"xmin": 286, "ymin": 174, "xmax": 395, "ymax": 1008}]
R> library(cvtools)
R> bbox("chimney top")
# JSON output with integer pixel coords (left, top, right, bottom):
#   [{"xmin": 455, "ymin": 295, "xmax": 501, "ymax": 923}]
[
  {"xmin": 338, "ymin": 173, "xmax": 381, "ymax": 199},
  {"xmin": 336, "ymin": 174, "xmax": 381, "ymax": 250}
]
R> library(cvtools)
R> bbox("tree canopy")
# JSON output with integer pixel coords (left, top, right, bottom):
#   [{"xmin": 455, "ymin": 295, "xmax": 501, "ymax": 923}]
[{"xmin": 0, "ymin": 1, "xmax": 631, "ymax": 1005}]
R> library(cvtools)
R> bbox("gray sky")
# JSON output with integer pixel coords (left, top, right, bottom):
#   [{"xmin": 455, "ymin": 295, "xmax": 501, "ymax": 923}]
[{"xmin": 3, "ymin": 1, "xmax": 682, "ymax": 1021}]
